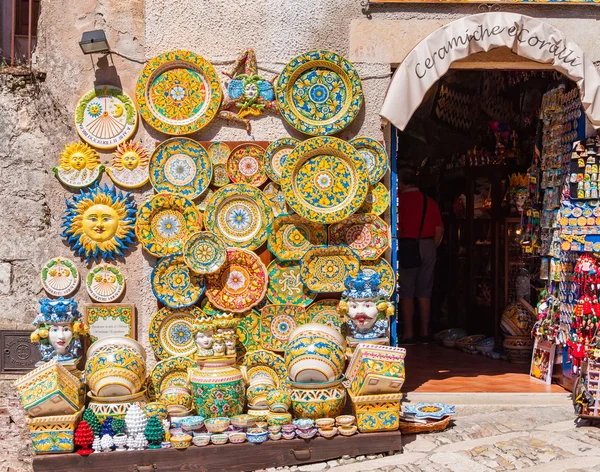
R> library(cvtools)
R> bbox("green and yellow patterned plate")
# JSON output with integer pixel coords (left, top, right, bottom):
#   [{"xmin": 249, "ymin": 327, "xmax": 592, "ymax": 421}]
[
  {"xmin": 204, "ymin": 184, "xmax": 273, "ymax": 250},
  {"xmin": 360, "ymin": 258, "xmax": 396, "ymax": 295},
  {"xmin": 263, "ymin": 182, "xmax": 289, "ymax": 217},
  {"xmin": 275, "ymin": 50, "xmax": 363, "ymax": 136},
  {"xmin": 149, "ymin": 306, "xmax": 204, "ymax": 360},
  {"xmin": 183, "ymin": 231, "xmax": 227, "ymax": 274},
  {"xmin": 280, "ymin": 136, "xmax": 369, "ymax": 223},
  {"xmin": 149, "ymin": 138, "xmax": 212, "ymax": 199},
  {"xmin": 151, "ymin": 255, "xmax": 205, "ymax": 308},
  {"xmin": 300, "ymin": 245, "xmax": 360, "ymax": 292},
  {"xmin": 207, "ymin": 142, "xmax": 231, "ymax": 165},
  {"xmin": 328, "ymin": 214, "xmax": 390, "ymax": 260},
  {"xmin": 149, "ymin": 356, "xmax": 195, "ymax": 398},
  {"xmin": 200, "ymin": 298, "xmax": 223, "ymax": 317},
  {"xmin": 349, "ymin": 137, "xmax": 389, "ymax": 185},
  {"xmin": 242, "ymin": 350, "xmax": 289, "ymax": 389},
  {"xmin": 135, "ymin": 50, "xmax": 222, "ymax": 135},
  {"xmin": 236, "ymin": 309, "xmax": 261, "ymax": 355},
  {"xmin": 358, "ymin": 183, "xmax": 390, "ymax": 216},
  {"xmin": 227, "ymin": 143, "xmax": 268, "ymax": 187},
  {"xmin": 267, "ymin": 214, "xmax": 328, "ymax": 261},
  {"xmin": 266, "ymin": 260, "xmax": 316, "ymax": 306},
  {"xmin": 135, "ymin": 193, "xmax": 202, "ymax": 257},
  {"xmin": 260, "ymin": 304, "xmax": 308, "ymax": 352},
  {"xmin": 306, "ymin": 299, "xmax": 343, "ymax": 331},
  {"xmin": 264, "ymin": 137, "xmax": 300, "ymax": 183},
  {"xmin": 212, "ymin": 163, "xmax": 231, "ymax": 187}
]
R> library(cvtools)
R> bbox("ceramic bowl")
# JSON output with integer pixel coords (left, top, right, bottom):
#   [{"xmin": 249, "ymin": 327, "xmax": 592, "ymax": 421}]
[
  {"xmin": 246, "ymin": 383, "xmax": 276, "ymax": 409},
  {"xmin": 85, "ymin": 337, "xmax": 147, "ymax": 397},
  {"xmin": 247, "ymin": 428, "xmax": 269, "ymax": 444},
  {"xmin": 230, "ymin": 414, "xmax": 257, "ymax": 429},
  {"xmin": 476, "ymin": 337, "xmax": 495, "ymax": 354},
  {"xmin": 143, "ymin": 401, "xmax": 168, "ymax": 421},
  {"xmin": 456, "ymin": 335, "xmax": 486, "ymax": 354},
  {"xmin": 291, "ymin": 381, "xmax": 346, "ymax": 420},
  {"xmin": 268, "ymin": 425, "xmax": 282, "ymax": 433},
  {"xmin": 269, "ymin": 431, "xmax": 282, "ymax": 441},
  {"xmin": 503, "ymin": 335, "xmax": 535, "ymax": 364},
  {"xmin": 319, "ymin": 427, "xmax": 338, "ymax": 438},
  {"xmin": 87, "ymin": 389, "xmax": 148, "ymax": 423},
  {"xmin": 338, "ymin": 425, "xmax": 358, "ymax": 436},
  {"xmin": 283, "ymin": 431, "xmax": 296, "ymax": 440},
  {"xmin": 247, "ymin": 409, "xmax": 269, "ymax": 422},
  {"xmin": 160, "ymin": 386, "xmax": 193, "ymax": 415},
  {"xmin": 293, "ymin": 418, "xmax": 315, "ymax": 430},
  {"xmin": 335, "ymin": 415, "xmax": 356, "ymax": 427},
  {"xmin": 286, "ymin": 324, "xmax": 346, "ymax": 383},
  {"xmin": 267, "ymin": 412, "xmax": 293, "ymax": 426},
  {"xmin": 441, "ymin": 329, "xmax": 468, "ymax": 348},
  {"xmin": 210, "ymin": 433, "xmax": 229, "ymax": 445},
  {"xmin": 256, "ymin": 421, "xmax": 268, "ymax": 429},
  {"xmin": 179, "ymin": 415, "xmax": 205, "ymax": 432},
  {"xmin": 205, "ymin": 417, "xmax": 231, "ymax": 434},
  {"xmin": 161, "ymin": 441, "xmax": 171, "ymax": 448},
  {"xmin": 296, "ymin": 427, "xmax": 318, "ymax": 439},
  {"xmin": 170, "ymin": 434, "xmax": 192, "ymax": 450},
  {"xmin": 315, "ymin": 418, "xmax": 335, "ymax": 429},
  {"xmin": 244, "ymin": 366, "xmax": 279, "ymax": 387},
  {"xmin": 266, "ymin": 388, "xmax": 292, "ymax": 413},
  {"xmin": 192, "ymin": 434, "xmax": 211, "ymax": 447},
  {"xmin": 228, "ymin": 431, "xmax": 247, "ymax": 444},
  {"xmin": 281, "ymin": 423, "xmax": 296, "ymax": 433}
]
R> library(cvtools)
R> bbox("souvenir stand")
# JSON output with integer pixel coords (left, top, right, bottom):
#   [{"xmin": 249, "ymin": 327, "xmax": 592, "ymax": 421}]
[{"xmin": 16, "ymin": 49, "xmax": 448, "ymax": 472}]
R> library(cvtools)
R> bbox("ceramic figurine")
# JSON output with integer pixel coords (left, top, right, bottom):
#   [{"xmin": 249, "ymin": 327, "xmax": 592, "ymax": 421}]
[
  {"xmin": 30, "ymin": 297, "xmax": 87, "ymax": 365},
  {"xmin": 133, "ymin": 432, "xmax": 148, "ymax": 450},
  {"xmin": 106, "ymin": 141, "xmax": 150, "ymax": 189},
  {"xmin": 53, "ymin": 141, "xmax": 104, "ymax": 189},
  {"xmin": 224, "ymin": 333, "xmax": 237, "ymax": 357},
  {"xmin": 92, "ymin": 435, "xmax": 101, "ymax": 453},
  {"xmin": 145, "ymin": 416, "xmax": 165, "ymax": 449},
  {"xmin": 193, "ymin": 316, "xmax": 215, "ymax": 358},
  {"xmin": 215, "ymin": 312, "xmax": 239, "ymax": 339},
  {"xmin": 100, "ymin": 433, "xmax": 114, "ymax": 452},
  {"xmin": 113, "ymin": 433, "xmax": 128, "ymax": 451},
  {"xmin": 338, "ymin": 270, "xmax": 394, "ymax": 344},
  {"xmin": 125, "ymin": 434, "xmax": 136, "ymax": 451},
  {"xmin": 61, "ymin": 184, "xmax": 137, "ymax": 263},
  {"xmin": 125, "ymin": 403, "xmax": 147, "ymax": 437},
  {"xmin": 74, "ymin": 420, "xmax": 94, "ymax": 456},
  {"xmin": 505, "ymin": 173, "xmax": 529, "ymax": 214},
  {"xmin": 212, "ymin": 334, "xmax": 226, "ymax": 357}
]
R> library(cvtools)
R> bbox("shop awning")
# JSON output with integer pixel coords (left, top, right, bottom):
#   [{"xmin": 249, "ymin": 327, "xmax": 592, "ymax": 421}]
[{"xmin": 380, "ymin": 12, "xmax": 600, "ymax": 130}]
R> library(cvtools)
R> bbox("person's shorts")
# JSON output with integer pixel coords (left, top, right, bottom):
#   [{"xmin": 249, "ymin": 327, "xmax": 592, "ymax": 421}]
[{"xmin": 398, "ymin": 238, "xmax": 436, "ymax": 299}]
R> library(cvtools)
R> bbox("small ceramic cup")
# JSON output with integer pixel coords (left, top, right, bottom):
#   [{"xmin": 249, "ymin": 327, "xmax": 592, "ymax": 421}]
[
  {"xmin": 210, "ymin": 433, "xmax": 229, "ymax": 445},
  {"xmin": 192, "ymin": 434, "xmax": 211, "ymax": 447},
  {"xmin": 205, "ymin": 417, "xmax": 231, "ymax": 434},
  {"xmin": 315, "ymin": 418, "xmax": 335, "ymax": 430},
  {"xmin": 335, "ymin": 415, "xmax": 356, "ymax": 427}
]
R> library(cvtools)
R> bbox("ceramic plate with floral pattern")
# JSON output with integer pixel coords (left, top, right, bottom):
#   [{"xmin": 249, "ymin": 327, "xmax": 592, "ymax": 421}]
[
  {"xmin": 212, "ymin": 162, "xmax": 231, "ymax": 187},
  {"xmin": 149, "ymin": 306, "xmax": 204, "ymax": 359},
  {"xmin": 360, "ymin": 258, "xmax": 395, "ymax": 295},
  {"xmin": 40, "ymin": 257, "xmax": 80, "ymax": 297},
  {"xmin": 205, "ymin": 248, "xmax": 268, "ymax": 313},
  {"xmin": 149, "ymin": 356, "xmax": 195, "ymax": 399},
  {"xmin": 305, "ymin": 299, "xmax": 343, "ymax": 331},
  {"xmin": 264, "ymin": 137, "xmax": 300, "ymax": 183},
  {"xmin": 357, "ymin": 182, "xmax": 390, "ymax": 216},
  {"xmin": 266, "ymin": 260, "xmax": 316, "ymax": 306},
  {"xmin": 236, "ymin": 309, "xmax": 262, "ymax": 355},
  {"xmin": 328, "ymin": 214, "xmax": 390, "ymax": 260},
  {"xmin": 135, "ymin": 193, "xmax": 202, "ymax": 257},
  {"xmin": 227, "ymin": 143, "xmax": 268, "ymax": 186},
  {"xmin": 267, "ymin": 214, "xmax": 327, "ymax": 261},
  {"xmin": 135, "ymin": 50, "xmax": 222, "ymax": 135},
  {"xmin": 149, "ymin": 138, "xmax": 212, "ymax": 199},
  {"xmin": 207, "ymin": 141, "xmax": 231, "ymax": 165},
  {"xmin": 260, "ymin": 304, "xmax": 308, "ymax": 352},
  {"xmin": 151, "ymin": 255, "xmax": 205, "ymax": 308},
  {"xmin": 276, "ymin": 50, "xmax": 363, "ymax": 136},
  {"xmin": 403, "ymin": 402, "xmax": 455, "ymax": 420},
  {"xmin": 262, "ymin": 182, "xmax": 289, "ymax": 218},
  {"xmin": 300, "ymin": 246, "xmax": 360, "ymax": 292},
  {"xmin": 242, "ymin": 350, "xmax": 289, "ymax": 390},
  {"xmin": 204, "ymin": 184, "xmax": 273, "ymax": 250},
  {"xmin": 86, "ymin": 263, "xmax": 125, "ymax": 302},
  {"xmin": 183, "ymin": 231, "xmax": 227, "ymax": 274},
  {"xmin": 349, "ymin": 137, "xmax": 389, "ymax": 185},
  {"xmin": 280, "ymin": 136, "xmax": 369, "ymax": 223}
]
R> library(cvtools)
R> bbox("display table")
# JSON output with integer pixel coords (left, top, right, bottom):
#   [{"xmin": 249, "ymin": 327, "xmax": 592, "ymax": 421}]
[{"xmin": 32, "ymin": 431, "xmax": 403, "ymax": 472}]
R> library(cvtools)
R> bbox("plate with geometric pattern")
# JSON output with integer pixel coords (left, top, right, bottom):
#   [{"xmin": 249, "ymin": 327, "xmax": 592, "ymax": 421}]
[
  {"xmin": 266, "ymin": 259, "xmax": 316, "ymax": 306},
  {"xmin": 149, "ymin": 356, "xmax": 195, "ymax": 398},
  {"xmin": 264, "ymin": 137, "xmax": 300, "ymax": 183},
  {"xmin": 183, "ymin": 231, "xmax": 227, "ymax": 274},
  {"xmin": 227, "ymin": 143, "xmax": 267, "ymax": 186},
  {"xmin": 149, "ymin": 306, "xmax": 204, "ymax": 359},
  {"xmin": 300, "ymin": 246, "xmax": 360, "ymax": 292},
  {"xmin": 358, "ymin": 183, "xmax": 390, "ymax": 216},
  {"xmin": 151, "ymin": 255, "xmax": 205, "ymax": 308},
  {"xmin": 306, "ymin": 299, "xmax": 343, "ymax": 331},
  {"xmin": 349, "ymin": 137, "xmax": 388, "ymax": 185},
  {"xmin": 328, "ymin": 214, "xmax": 390, "ymax": 260},
  {"xmin": 267, "ymin": 214, "xmax": 327, "ymax": 261},
  {"xmin": 260, "ymin": 304, "xmax": 308, "ymax": 352}
]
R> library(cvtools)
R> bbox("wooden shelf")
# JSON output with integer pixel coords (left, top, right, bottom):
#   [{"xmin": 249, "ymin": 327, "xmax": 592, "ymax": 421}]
[{"xmin": 32, "ymin": 431, "xmax": 403, "ymax": 472}]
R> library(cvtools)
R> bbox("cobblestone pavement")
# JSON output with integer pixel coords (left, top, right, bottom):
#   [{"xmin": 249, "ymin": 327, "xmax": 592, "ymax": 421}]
[{"xmin": 256, "ymin": 403, "xmax": 600, "ymax": 472}]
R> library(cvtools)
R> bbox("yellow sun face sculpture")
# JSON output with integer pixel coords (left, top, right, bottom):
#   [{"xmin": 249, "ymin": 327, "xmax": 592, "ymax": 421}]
[
  {"xmin": 62, "ymin": 184, "xmax": 137, "ymax": 262},
  {"xmin": 106, "ymin": 141, "xmax": 150, "ymax": 189},
  {"xmin": 53, "ymin": 142, "xmax": 104, "ymax": 188}
]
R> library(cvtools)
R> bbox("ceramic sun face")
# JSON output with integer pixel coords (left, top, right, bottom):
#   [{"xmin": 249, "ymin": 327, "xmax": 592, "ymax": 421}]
[
  {"xmin": 107, "ymin": 141, "xmax": 150, "ymax": 189},
  {"xmin": 53, "ymin": 142, "xmax": 105, "ymax": 188},
  {"xmin": 62, "ymin": 184, "xmax": 137, "ymax": 263}
]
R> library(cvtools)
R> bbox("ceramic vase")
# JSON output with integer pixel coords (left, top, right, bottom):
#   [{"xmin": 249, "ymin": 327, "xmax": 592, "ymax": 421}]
[
  {"xmin": 188, "ymin": 358, "xmax": 245, "ymax": 418},
  {"xmin": 113, "ymin": 433, "xmax": 127, "ymax": 451},
  {"xmin": 290, "ymin": 380, "xmax": 346, "ymax": 419},
  {"xmin": 124, "ymin": 404, "xmax": 147, "ymax": 436}
]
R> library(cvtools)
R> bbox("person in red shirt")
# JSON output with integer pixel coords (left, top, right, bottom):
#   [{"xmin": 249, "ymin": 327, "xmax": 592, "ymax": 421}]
[{"xmin": 397, "ymin": 166, "xmax": 444, "ymax": 344}]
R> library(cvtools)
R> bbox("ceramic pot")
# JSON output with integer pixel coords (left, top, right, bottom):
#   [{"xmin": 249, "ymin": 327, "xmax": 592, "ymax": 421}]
[
  {"xmin": 85, "ymin": 337, "xmax": 146, "ymax": 397},
  {"xmin": 87, "ymin": 390, "xmax": 148, "ymax": 423},
  {"xmin": 267, "ymin": 411, "xmax": 292, "ymax": 426},
  {"xmin": 350, "ymin": 392, "xmax": 401, "ymax": 433},
  {"xmin": 503, "ymin": 335, "xmax": 534, "ymax": 364},
  {"xmin": 441, "ymin": 329, "xmax": 468, "ymax": 348},
  {"xmin": 188, "ymin": 358, "xmax": 244, "ymax": 418},
  {"xmin": 290, "ymin": 380, "xmax": 346, "ymax": 419},
  {"xmin": 246, "ymin": 428, "xmax": 269, "ymax": 444},
  {"xmin": 246, "ymin": 383, "xmax": 275, "ymax": 409},
  {"xmin": 345, "ymin": 344, "xmax": 406, "ymax": 396},
  {"xmin": 500, "ymin": 298, "xmax": 536, "ymax": 336},
  {"xmin": 143, "ymin": 401, "xmax": 168, "ymax": 421},
  {"xmin": 25, "ymin": 407, "xmax": 83, "ymax": 454},
  {"xmin": 285, "ymin": 324, "xmax": 345, "ymax": 383},
  {"xmin": 113, "ymin": 433, "xmax": 128, "ymax": 451},
  {"xmin": 160, "ymin": 386, "xmax": 193, "ymax": 416},
  {"xmin": 266, "ymin": 389, "xmax": 291, "ymax": 413},
  {"xmin": 170, "ymin": 434, "xmax": 192, "ymax": 450}
]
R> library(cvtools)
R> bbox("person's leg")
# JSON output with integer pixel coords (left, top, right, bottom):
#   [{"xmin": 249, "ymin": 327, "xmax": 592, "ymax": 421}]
[
  {"xmin": 402, "ymin": 298, "xmax": 416, "ymax": 339},
  {"xmin": 417, "ymin": 297, "xmax": 430, "ymax": 337},
  {"xmin": 397, "ymin": 266, "xmax": 418, "ymax": 342},
  {"xmin": 415, "ymin": 239, "xmax": 437, "ymax": 340}
]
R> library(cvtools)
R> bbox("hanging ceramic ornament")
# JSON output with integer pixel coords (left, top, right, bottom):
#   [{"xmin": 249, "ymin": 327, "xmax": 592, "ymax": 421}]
[
  {"xmin": 62, "ymin": 184, "xmax": 137, "ymax": 263},
  {"xmin": 86, "ymin": 263, "xmax": 126, "ymax": 302},
  {"xmin": 74, "ymin": 85, "xmax": 138, "ymax": 149},
  {"xmin": 40, "ymin": 257, "xmax": 80, "ymax": 297},
  {"xmin": 106, "ymin": 141, "xmax": 150, "ymax": 189},
  {"xmin": 53, "ymin": 142, "xmax": 104, "ymax": 189}
]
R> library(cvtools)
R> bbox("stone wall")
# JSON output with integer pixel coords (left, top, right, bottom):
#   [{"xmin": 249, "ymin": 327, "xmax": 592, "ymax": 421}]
[{"xmin": 2, "ymin": 0, "xmax": 600, "ymax": 470}]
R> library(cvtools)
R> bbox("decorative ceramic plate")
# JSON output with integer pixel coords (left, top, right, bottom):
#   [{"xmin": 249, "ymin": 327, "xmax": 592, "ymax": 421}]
[
  {"xmin": 242, "ymin": 350, "xmax": 289, "ymax": 389},
  {"xmin": 260, "ymin": 305, "xmax": 307, "ymax": 352},
  {"xmin": 204, "ymin": 184, "xmax": 273, "ymax": 250},
  {"xmin": 360, "ymin": 258, "xmax": 396, "ymax": 295},
  {"xmin": 266, "ymin": 260, "xmax": 316, "ymax": 306},
  {"xmin": 86, "ymin": 263, "xmax": 125, "ymax": 302},
  {"xmin": 300, "ymin": 246, "xmax": 360, "ymax": 292},
  {"xmin": 227, "ymin": 144, "xmax": 267, "ymax": 186},
  {"xmin": 107, "ymin": 141, "xmax": 150, "ymax": 189},
  {"xmin": 358, "ymin": 183, "xmax": 390, "ymax": 216},
  {"xmin": 149, "ymin": 356, "xmax": 195, "ymax": 396},
  {"xmin": 236, "ymin": 309, "xmax": 261, "ymax": 354},
  {"xmin": 264, "ymin": 138, "xmax": 300, "ymax": 183},
  {"xmin": 263, "ymin": 183, "xmax": 288, "ymax": 217},
  {"xmin": 205, "ymin": 248, "xmax": 268, "ymax": 313},
  {"xmin": 349, "ymin": 137, "xmax": 389, "ymax": 185},
  {"xmin": 75, "ymin": 85, "xmax": 138, "ymax": 149},
  {"xmin": 305, "ymin": 299, "xmax": 343, "ymax": 331},
  {"xmin": 40, "ymin": 257, "xmax": 80, "ymax": 297},
  {"xmin": 151, "ymin": 255, "xmax": 205, "ymax": 308},
  {"xmin": 53, "ymin": 142, "xmax": 104, "ymax": 189},
  {"xmin": 403, "ymin": 402, "xmax": 455, "ymax": 420},
  {"xmin": 135, "ymin": 50, "xmax": 222, "ymax": 135},
  {"xmin": 276, "ymin": 50, "xmax": 363, "ymax": 136},
  {"xmin": 208, "ymin": 142, "xmax": 231, "ymax": 165},
  {"xmin": 212, "ymin": 163, "xmax": 231, "ymax": 187},
  {"xmin": 328, "ymin": 214, "xmax": 390, "ymax": 260},
  {"xmin": 280, "ymin": 136, "xmax": 369, "ymax": 223},
  {"xmin": 267, "ymin": 215, "xmax": 328, "ymax": 261},
  {"xmin": 197, "ymin": 188, "xmax": 214, "ymax": 212},
  {"xmin": 149, "ymin": 138, "xmax": 212, "ymax": 199},
  {"xmin": 200, "ymin": 298, "xmax": 223, "ymax": 317},
  {"xmin": 149, "ymin": 305, "xmax": 205, "ymax": 359},
  {"xmin": 183, "ymin": 231, "xmax": 227, "ymax": 274},
  {"xmin": 135, "ymin": 193, "xmax": 202, "ymax": 257}
]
